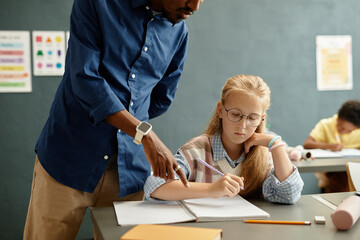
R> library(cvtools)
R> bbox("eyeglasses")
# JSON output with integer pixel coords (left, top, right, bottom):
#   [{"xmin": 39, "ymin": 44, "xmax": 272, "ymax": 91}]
[{"xmin": 223, "ymin": 106, "xmax": 263, "ymax": 127}]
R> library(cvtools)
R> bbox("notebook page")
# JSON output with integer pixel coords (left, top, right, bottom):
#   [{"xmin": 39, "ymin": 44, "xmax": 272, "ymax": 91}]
[
  {"xmin": 182, "ymin": 195, "xmax": 270, "ymax": 222},
  {"xmin": 113, "ymin": 200, "xmax": 196, "ymax": 226}
]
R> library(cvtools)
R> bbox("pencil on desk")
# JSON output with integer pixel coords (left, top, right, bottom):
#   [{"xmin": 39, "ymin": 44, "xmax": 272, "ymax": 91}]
[{"xmin": 244, "ymin": 219, "xmax": 311, "ymax": 225}]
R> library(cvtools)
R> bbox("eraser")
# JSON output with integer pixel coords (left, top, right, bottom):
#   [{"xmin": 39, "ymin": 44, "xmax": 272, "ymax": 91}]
[{"xmin": 314, "ymin": 216, "xmax": 326, "ymax": 224}]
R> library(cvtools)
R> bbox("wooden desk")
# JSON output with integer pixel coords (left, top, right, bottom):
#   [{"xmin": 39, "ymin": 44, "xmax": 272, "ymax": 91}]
[
  {"xmin": 294, "ymin": 157, "xmax": 360, "ymax": 173},
  {"xmin": 90, "ymin": 192, "xmax": 360, "ymax": 240}
]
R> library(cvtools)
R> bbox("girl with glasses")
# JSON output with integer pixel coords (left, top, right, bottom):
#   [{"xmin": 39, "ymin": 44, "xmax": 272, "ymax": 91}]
[{"xmin": 144, "ymin": 75, "xmax": 303, "ymax": 203}]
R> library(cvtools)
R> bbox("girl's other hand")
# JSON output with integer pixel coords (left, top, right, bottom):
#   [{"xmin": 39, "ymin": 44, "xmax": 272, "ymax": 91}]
[{"xmin": 244, "ymin": 133, "xmax": 273, "ymax": 153}]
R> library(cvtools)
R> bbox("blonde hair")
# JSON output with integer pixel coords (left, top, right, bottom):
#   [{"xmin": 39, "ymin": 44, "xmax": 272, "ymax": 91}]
[{"xmin": 204, "ymin": 74, "xmax": 271, "ymax": 198}]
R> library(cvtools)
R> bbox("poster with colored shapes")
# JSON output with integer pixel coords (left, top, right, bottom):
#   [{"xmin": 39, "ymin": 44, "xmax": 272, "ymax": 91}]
[
  {"xmin": 316, "ymin": 35, "xmax": 353, "ymax": 91},
  {"xmin": 0, "ymin": 31, "xmax": 32, "ymax": 93},
  {"xmin": 32, "ymin": 31, "xmax": 65, "ymax": 76}
]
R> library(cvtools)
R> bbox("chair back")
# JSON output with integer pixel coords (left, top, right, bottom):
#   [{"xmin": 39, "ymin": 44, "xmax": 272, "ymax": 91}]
[{"xmin": 346, "ymin": 162, "xmax": 360, "ymax": 191}]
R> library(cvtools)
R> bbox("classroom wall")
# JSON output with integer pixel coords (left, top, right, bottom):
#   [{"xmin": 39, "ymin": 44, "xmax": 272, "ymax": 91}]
[{"xmin": 1, "ymin": 0, "xmax": 359, "ymax": 239}]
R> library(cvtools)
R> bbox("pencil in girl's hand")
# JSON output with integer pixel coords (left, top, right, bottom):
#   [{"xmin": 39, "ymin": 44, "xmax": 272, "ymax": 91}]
[
  {"xmin": 335, "ymin": 132, "xmax": 341, "ymax": 143},
  {"xmin": 196, "ymin": 158, "xmax": 224, "ymax": 176},
  {"xmin": 195, "ymin": 158, "xmax": 244, "ymax": 190}
]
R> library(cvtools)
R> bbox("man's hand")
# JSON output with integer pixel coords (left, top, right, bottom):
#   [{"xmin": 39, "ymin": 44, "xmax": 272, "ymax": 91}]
[
  {"xmin": 142, "ymin": 131, "xmax": 189, "ymax": 187},
  {"xmin": 105, "ymin": 110, "xmax": 188, "ymax": 187}
]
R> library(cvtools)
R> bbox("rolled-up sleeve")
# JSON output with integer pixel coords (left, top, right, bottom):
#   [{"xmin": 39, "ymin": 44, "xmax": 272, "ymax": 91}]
[
  {"xmin": 144, "ymin": 151, "xmax": 190, "ymax": 200},
  {"xmin": 262, "ymin": 166, "xmax": 304, "ymax": 204},
  {"xmin": 69, "ymin": 0, "xmax": 125, "ymax": 125}
]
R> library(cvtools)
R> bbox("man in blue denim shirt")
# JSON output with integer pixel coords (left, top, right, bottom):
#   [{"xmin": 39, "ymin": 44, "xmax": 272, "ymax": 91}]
[{"xmin": 24, "ymin": 0, "xmax": 205, "ymax": 239}]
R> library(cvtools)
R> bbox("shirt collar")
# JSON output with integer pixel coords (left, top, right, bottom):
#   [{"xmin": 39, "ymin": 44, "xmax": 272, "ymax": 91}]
[
  {"xmin": 210, "ymin": 133, "xmax": 245, "ymax": 166},
  {"xmin": 131, "ymin": 0, "xmax": 183, "ymax": 26}
]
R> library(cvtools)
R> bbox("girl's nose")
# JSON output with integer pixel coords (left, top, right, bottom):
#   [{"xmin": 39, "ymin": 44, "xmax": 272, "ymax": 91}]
[{"xmin": 237, "ymin": 117, "xmax": 247, "ymax": 128}]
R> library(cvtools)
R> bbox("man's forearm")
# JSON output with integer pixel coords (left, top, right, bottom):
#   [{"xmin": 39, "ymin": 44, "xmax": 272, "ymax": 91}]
[{"xmin": 105, "ymin": 110, "xmax": 140, "ymax": 138}]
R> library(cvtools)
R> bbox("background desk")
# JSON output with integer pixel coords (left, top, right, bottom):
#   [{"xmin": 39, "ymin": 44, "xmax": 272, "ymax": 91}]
[
  {"xmin": 294, "ymin": 157, "xmax": 360, "ymax": 173},
  {"xmin": 91, "ymin": 192, "xmax": 359, "ymax": 240}
]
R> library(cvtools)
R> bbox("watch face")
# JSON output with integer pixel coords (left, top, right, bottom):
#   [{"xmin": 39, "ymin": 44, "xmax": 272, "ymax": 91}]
[{"xmin": 138, "ymin": 122, "xmax": 151, "ymax": 132}]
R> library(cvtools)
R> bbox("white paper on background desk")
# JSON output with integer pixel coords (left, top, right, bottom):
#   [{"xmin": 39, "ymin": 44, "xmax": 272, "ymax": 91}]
[
  {"xmin": 312, "ymin": 195, "xmax": 337, "ymax": 210},
  {"xmin": 306, "ymin": 149, "xmax": 360, "ymax": 158},
  {"xmin": 113, "ymin": 195, "xmax": 269, "ymax": 226}
]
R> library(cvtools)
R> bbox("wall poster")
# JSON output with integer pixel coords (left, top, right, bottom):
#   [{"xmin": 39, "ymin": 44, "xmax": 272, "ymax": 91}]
[
  {"xmin": 32, "ymin": 31, "xmax": 66, "ymax": 76},
  {"xmin": 0, "ymin": 31, "xmax": 32, "ymax": 93},
  {"xmin": 316, "ymin": 35, "xmax": 352, "ymax": 91}
]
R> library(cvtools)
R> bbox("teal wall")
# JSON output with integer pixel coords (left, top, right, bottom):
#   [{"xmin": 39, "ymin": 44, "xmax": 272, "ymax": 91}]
[{"xmin": 1, "ymin": 0, "xmax": 359, "ymax": 239}]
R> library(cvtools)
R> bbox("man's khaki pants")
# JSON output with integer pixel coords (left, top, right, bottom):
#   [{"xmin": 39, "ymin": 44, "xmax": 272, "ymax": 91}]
[{"xmin": 23, "ymin": 155, "xmax": 144, "ymax": 240}]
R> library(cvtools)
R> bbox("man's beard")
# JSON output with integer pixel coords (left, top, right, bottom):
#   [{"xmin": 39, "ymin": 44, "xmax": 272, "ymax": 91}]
[
  {"xmin": 162, "ymin": 11, "xmax": 182, "ymax": 24},
  {"xmin": 162, "ymin": 8, "xmax": 194, "ymax": 24}
]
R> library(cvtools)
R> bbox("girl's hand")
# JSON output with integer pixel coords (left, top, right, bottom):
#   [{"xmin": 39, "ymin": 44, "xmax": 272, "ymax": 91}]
[
  {"xmin": 208, "ymin": 174, "xmax": 244, "ymax": 198},
  {"xmin": 244, "ymin": 133, "xmax": 273, "ymax": 153},
  {"xmin": 246, "ymin": 133, "xmax": 294, "ymax": 182},
  {"xmin": 328, "ymin": 143, "xmax": 344, "ymax": 152}
]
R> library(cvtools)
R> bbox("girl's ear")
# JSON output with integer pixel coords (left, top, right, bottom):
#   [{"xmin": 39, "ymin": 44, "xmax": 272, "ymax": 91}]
[
  {"xmin": 217, "ymin": 101, "xmax": 223, "ymax": 118},
  {"xmin": 261, "ymin": 113, "xmax": 266, "ymax": 121}
]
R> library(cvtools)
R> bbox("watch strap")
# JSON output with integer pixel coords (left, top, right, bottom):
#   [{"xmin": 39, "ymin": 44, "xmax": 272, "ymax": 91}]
[
  {"xmin": 133, "ymin": 131, "xmax": 143, "ymax": 145},
  {"xmin": 133, "ymin": 121, "xmax": 152, "ymax": 145}
]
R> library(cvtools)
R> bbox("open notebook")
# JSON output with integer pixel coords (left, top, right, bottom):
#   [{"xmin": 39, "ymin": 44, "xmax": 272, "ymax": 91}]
[
  {"xmin": 113, "ymin": 195, "xmax": 270, "ymax": 226},
  {"xmin": 306, "ymin": 148, "xmax": 360, "ymax": 158}
]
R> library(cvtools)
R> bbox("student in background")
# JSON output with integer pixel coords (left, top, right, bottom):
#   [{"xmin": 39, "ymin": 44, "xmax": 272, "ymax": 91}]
[
  {"xmin": 144, "ymin": 75, "xmax": 304, "ymax": 203},
  {"xmin": 304, "ymin": 99, "xmax": 360, "ymax": 193}
]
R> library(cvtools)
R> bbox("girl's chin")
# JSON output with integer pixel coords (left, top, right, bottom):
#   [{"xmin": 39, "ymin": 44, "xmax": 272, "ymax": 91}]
[{"xmin": 232, "ymin": 137, "xmax": 246, "ymax": 144}]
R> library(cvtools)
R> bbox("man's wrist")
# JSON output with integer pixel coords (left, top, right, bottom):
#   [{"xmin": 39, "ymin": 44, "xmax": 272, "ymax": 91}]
[
  {"xmin": 133, "ymin": 121, "xmax": 152, "ymax": 145},
  {"xmin": 141, "ymin": 131, "xmax": 153, "ymax": 144}
]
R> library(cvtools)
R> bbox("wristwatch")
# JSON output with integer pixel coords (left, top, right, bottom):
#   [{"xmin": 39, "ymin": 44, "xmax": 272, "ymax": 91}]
[{"xmin": 133, "ymin": 121, "xmax": 152, "ymax": 145}]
